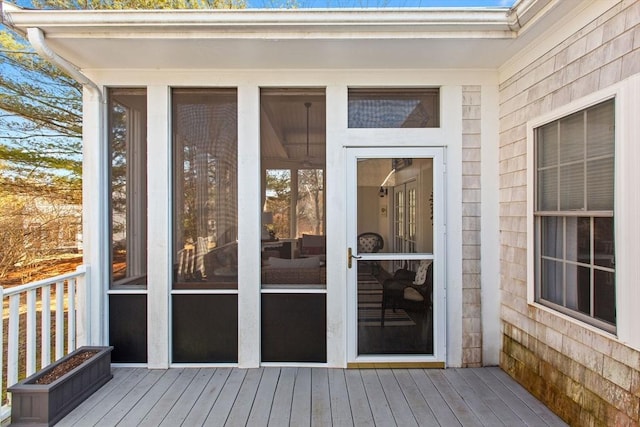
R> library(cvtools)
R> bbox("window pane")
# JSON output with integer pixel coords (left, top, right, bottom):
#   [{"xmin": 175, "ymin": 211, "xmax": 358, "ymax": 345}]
[
  {"xmin": 260, "ymin": 89, "xmax": 326, "ymax": 289},
  {"xmin": 264, "ymin": 169, "xmax": 291, "ymax": 239},
  {"xmin": 297, "ymin": 169, "xmax": 324, "ymax": 237},
  {"xmin": 109, "ymin": 88, "xmax": 147, "ymax": 288},
  {"xmin": 537, "ymin": 122, "xmax": 558, "ymax": 168},
  {"xmin": 587, "ymin": 100, "xmax": 614, "ymax": 159},
  {"xmin": 587, "ymin": 158, "xmax": 614, "ymax": 210},
  {"xmin": 594, "ymin": 217, "xmax": 615, "ymax": 268},
  {"xmin": 538, "ymin": 168, "xmax": 558, "ymax": 211},
  {"xmin": 594, "ymin": 270, "xmax": 615, "ymax": 324},
  {"xmin": 566, "ymin": 217, "xmax": 590, "ymax": 263},
  {"xmin": 559, "ymin": 111, "xmax": 584, "ymax": 163},
  {"xmin": 576, "ymin": 265, "xmax": 591, "ymax": 316},
  {"xmin": 559, "ymin": 163, "xmax": 584, "ymax": 210},
  {"xmin": 348, "ymin": 89, "xmax": 439, "ymax": 128},
  {"xmin": 541, "ymin": 259, "xmax": 563, "ymax": 305},
  {"xmin": 173, "ymin": 89, "xmax": 238, "ymax": 290},
  {"xmin": 541, "ymin": 216, "xmax": 562, "ymax": 259}
]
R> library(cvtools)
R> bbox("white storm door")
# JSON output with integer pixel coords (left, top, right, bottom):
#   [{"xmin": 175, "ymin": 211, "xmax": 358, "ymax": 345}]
[{"xmin": 346, "ymin": 147, "xmax": 446, "ymax": 365}]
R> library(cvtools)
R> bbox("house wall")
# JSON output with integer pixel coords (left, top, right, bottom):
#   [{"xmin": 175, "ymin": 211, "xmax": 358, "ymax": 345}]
[{"xmin": 499, "ymin": 1, "xmax": 640, "ymax": 425}]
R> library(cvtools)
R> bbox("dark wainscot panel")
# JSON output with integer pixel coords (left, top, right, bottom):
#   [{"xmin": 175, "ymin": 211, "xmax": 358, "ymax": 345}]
[
  {"xmin": 172, "ymin": 294, "xmax": 238, "ymax": 363},
  {"xmin": 109, "ymin": 294, "xmax": 147, "ymax": 363},
  {"xmin": 262, "ymin": 293, "xmax": 326, "ymax": 363}
]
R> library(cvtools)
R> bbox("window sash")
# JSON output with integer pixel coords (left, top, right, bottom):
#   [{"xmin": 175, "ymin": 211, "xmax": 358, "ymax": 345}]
[{"xmin": 533, "ymin": 99, "xmax": 615, "ymax": 331}]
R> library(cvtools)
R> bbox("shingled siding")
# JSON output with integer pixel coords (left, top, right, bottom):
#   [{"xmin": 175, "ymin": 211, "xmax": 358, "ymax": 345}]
[
  {"xmin": 462, "ymin": 85, "xmax": 483, "ymax": 367},
  {"xmin": 498, "ymin": 1, "xmax": 640, "ymax": 425}
]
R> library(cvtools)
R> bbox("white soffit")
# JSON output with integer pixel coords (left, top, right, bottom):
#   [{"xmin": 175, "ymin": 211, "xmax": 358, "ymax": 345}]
[{"xmin": 1, "ymin": 0, "xmax": 587, "ymax": 70}]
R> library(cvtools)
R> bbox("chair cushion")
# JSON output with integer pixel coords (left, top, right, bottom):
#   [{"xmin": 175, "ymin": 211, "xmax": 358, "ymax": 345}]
[
  {"xmin": 267, "ymin": 256, "xmax": 320, "ymax": 269},
  {"xmin": 404, "ymin": 287, "xmax": 424, "ymax": 302},
  {"xmin": 413, "ymin": 260, "xmax": 431, "ymax": 285}
]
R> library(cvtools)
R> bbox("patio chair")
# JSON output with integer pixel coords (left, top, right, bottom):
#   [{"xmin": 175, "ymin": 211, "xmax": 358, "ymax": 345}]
[
  {"xmin": 381, "ymin": 260, "xmax": 433, "ymax": 326},
  {"xmin": 357, "ymin": 232, "xmax": 384, "ymax": 275}
]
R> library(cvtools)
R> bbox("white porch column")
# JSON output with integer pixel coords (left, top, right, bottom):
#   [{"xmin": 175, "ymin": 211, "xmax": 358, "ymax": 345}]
[
  {"xmin": 480, "ymin": 84, "xmax": 501, "ymax": 366},
  {"xmin": 325, "ymin": 85, "xmax": 347, "ymax": 367},
  {"xmin": 237, "ymin": 86, "xmax": 261, "ymax": 368},
  {"xmin": 81, "ymin": 86, "xmax": 106, "ymax": 346},
  {"xmin": 147, "ymin": 86, "xmax": 171, "ymax": 368}
]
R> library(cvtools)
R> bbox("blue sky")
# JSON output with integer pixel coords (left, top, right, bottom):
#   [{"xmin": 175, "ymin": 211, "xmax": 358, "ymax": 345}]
[{"xmin": 248, "ymin": 0, "xmax": 514, "ymax": 8}]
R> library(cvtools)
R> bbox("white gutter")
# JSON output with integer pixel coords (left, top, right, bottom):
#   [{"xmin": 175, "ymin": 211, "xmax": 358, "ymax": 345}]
[{"xmin": 26, "ymin": 27, "xmax": 104, "ymax": 104}]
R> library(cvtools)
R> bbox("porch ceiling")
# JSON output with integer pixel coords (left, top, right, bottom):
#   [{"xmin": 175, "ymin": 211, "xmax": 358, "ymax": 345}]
[{"xmin": 2, "ymin": 0, "xmax": 586, "ymax": 71}]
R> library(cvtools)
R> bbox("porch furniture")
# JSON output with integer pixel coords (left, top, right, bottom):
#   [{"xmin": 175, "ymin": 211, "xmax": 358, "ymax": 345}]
[
  {"xmin": 261, "ymin": 256, "xmax": 326, "ymax": 285},
  {"xmin": 299, "ymin": 234, "xmax": 326, "ymax": 258},
  {"xmin": 357, "ymin": 232, "xmax": 384, "ymax": 274},
  {"xmin": 381, "ymin": 260, "xmax": 432, "ymax": 326}
]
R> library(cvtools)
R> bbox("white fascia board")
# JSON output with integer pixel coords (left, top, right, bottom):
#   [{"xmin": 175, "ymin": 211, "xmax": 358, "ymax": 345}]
[{"xmin": 5, "ymin": 7, "xmax": 517, "ymax": 40}]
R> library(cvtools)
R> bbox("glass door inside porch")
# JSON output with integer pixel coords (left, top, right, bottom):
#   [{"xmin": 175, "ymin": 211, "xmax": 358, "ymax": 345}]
[{"xmin": 354, "ymin": 157, "xmax": 435, "ymax": 356}]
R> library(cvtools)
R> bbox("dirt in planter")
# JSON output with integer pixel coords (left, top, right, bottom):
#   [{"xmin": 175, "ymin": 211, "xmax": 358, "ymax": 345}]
[{"xmin": 34, "ymin": 350, "xmax": 99, "ymax": 385}]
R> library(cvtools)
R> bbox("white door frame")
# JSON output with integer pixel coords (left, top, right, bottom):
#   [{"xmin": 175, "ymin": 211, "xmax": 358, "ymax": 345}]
[{"xmin": 346, "ymin": 146, "xmax": 446, "ymax": 365}]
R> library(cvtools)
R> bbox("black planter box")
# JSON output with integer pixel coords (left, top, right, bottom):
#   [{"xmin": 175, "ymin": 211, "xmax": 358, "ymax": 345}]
[{"xmin": 8, "ymin": 346, "xmax": 113, "ymax": 426}]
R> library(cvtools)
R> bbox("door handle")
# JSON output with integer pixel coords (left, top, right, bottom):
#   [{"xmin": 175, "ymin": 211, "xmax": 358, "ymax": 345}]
[{"xmin": 347, "ymin": 247, "xmax": 362, "ymax": 269}]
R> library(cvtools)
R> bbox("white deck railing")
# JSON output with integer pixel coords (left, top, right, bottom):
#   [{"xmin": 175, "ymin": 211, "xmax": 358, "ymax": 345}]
[{"xmin": 0, "ymin": 265, "xmax": 87, "ymax": 420}]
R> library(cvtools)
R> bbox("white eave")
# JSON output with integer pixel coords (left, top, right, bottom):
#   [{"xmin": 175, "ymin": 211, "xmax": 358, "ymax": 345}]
[{"xmin": 0, "ymin": 0, "xmax": 596, "ymax": 70}]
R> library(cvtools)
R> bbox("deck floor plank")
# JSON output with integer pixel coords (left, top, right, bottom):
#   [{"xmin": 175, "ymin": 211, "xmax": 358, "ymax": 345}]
[
  {"xmin": 471, "ymin": 368, "xmax": 549, "ymax": 426},
  {"xmin": 226, "ymin": 367, "xmax": 264, "ymax": 427},
  {"xmin": 311, "ymin": 368, "xmax": 332, "ymax": 427},
  {"xmin": 290, "ymin": 368, "xmax": 312, "ymax": 427},
  {"xmin": 457, "ymin": 368, "xmax": 527, "ymax": 426},
  {"xmin": 246, "ymin": 367, "xmax": 280, "ymax": 427},
  {"xmin": 55, "ymin": 367, "xmax": 139, "ymax": 427},
  {"xmin": 442, "ymin": 368, "xmax": 505, "ymax": 426},
  {"xmin": 158, "ymin": 369, "xmax": 217, "ymax": 427},
  {"xmin": 327, "ymin": 369, "xmax": 354, "ymax": 427},
  {"xmin": 203, "ymin": 368, "xmax": 247, "ymax": 426},
  {"xmin": 181, "ymin": 368, "xmax": 232, "ymax": 427},
  {"xmin": 138, "ymin": 368, "xmax": 199, "ymax": 427},
  {"xmin": 487, "ymin": 367, "xmax": 567, "ymax": 426},
  {"xmin": 111, "ymin": 368, "xmax": 182, "ymax": 426},
  {"xmin": 409, "ymin": 369, "xmax": 462, "ymax": 427},
  {"xmin": 360, "ymin": 369, "xmax": 396, "ymax": 426},
  {"xmin": 268, "ymin": 367, "xmax": 296, "ymax": 427},
  {"xmin": 344, "ymin": 369, "xmax": 375, "ymax": 427},
  {"xmin": 393, "ymin": 369, "xmax": 439, "ymax": 427},
  {"xmin": 56, "ymin": 367, "xmax": 567, "ymax": 427},
  {"xmin": 427, "ymin": 369, "xmax": 482, "ymax": 426},
  {"xmin": 377, "ymin": 368, "xmax": 419, "ymax": 427},
  {"xmin": 76, "ymin": 368, "xmax": 162, "ymax": 427}
]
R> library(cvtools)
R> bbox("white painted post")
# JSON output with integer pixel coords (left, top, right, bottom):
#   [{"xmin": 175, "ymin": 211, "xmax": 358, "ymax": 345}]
[
  {"xmin": 7, "ymin": 294, "xmax": 20, "ymax": 389},
  {"xmin": 68, "ymin": 278, "xmax": 76, "ymax": 352},
  {"xmin": 56, "ymin": 281, "xmax": 64, "ymax": 359},
  {"xmin": 75, "ymin": 265, "xmax": 88, "ymax": 347},
  {"xmin": 41, "ymin": 285, "xmax": 51, "ymax": 369},
  {"xmin": 26, "ymin": 289, "xmax": 37, "ymax": 376},
  {"xmin": 0, "ymin": 287, "xmax": 4, "ymax": 403}
]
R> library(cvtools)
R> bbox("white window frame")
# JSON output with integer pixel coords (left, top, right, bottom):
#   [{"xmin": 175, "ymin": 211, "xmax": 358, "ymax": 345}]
[{"xmin": 527, "ymin": 74, "xmax": 640, "ymax": 350}]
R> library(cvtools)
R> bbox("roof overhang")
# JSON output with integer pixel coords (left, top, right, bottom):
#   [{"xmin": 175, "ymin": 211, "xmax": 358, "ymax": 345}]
[{"xmin": 0, "ymin": 0, "xmax": 594, "ymax": 70}]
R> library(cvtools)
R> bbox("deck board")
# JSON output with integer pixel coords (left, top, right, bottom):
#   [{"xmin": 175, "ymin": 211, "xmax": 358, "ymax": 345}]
[{"xmin": 56, "ymin": 367, "xmax": 567, "ymax": 427}]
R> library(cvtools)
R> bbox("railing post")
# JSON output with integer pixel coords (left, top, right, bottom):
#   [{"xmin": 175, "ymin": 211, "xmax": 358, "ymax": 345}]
[
  {"xmin": 7, "ymin": 294, "xmax": 20, "ymax": 391},
  {"xmin": 55, "ymin": 281, "xmax": 64, "ymax": 360},
  {"xmin": 75, "ymin": 265, "xmax": 88, "ymax": 347},
  {"xmin": 41, "ymin": 285, "xmax": 51, "ymax": 369},
  {"xmin": 26, "ymin": 289, "xmax": 37, "ymax": 376}
]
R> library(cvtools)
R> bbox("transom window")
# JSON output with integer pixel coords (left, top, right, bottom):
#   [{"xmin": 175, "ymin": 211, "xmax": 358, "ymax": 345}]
[
  {"xmin": 348, "ymin": 88, "xmax": 439, "ymax": 128},
  {"xmin": 534, "ymin": 99, "xmax": 615, "ymax": 332}
]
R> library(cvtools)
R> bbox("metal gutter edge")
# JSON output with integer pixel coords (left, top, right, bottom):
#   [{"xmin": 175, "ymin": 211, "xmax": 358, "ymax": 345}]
[{"xmin": 26, "ymin": 27, "xmax": 104, "ymax": 104}]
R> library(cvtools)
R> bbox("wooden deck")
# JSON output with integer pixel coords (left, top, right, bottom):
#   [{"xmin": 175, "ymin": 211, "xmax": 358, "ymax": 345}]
[{"xmin": 57, "ymin": 367, "xmax": 566, "ymax": 426}]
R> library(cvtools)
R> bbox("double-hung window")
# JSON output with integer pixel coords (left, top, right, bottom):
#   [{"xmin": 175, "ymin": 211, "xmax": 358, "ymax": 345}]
[{"xmin": 534, "ymin": 99, "xmax": 616, "ymax": 332}]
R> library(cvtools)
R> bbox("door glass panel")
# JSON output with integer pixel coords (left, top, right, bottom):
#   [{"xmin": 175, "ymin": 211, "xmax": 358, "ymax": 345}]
[{"xmin": 356, "ymin": 157, "xmax": 434, "ymax": 355}]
